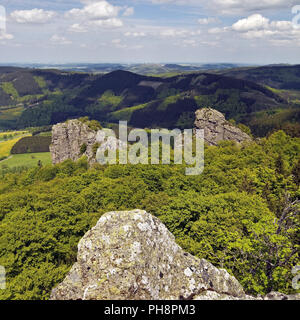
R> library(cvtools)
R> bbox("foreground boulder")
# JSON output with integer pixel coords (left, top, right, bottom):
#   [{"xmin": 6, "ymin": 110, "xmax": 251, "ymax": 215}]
[
  {"xmin": 194, "ymin": 108, "xmax": 252, "ymax": 146},
  {"xmin": 50, "ymin": 119, "xmax": 125, "ymax": 165},
  {"xmin": 50, "ymin": 210, "xmax": 250, "ymax": 300},
  {"xmin": 50, "ymin": 210, "xmax": 300, "ymax": 300}
]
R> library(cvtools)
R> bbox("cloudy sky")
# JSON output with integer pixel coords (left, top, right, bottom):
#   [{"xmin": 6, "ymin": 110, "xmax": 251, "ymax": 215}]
[{"xmin": 0, "ymin": 0, "xmax": 300, "ymax": 64}]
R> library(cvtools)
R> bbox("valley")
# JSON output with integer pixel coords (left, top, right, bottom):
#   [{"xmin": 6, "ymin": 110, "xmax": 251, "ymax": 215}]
[{"xmin": 1, "ymin": 65, "xmax": 300, "ymax": 137}]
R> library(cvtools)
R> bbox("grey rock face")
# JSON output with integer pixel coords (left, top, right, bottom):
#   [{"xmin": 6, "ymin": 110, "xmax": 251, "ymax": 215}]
[
  {"xmin": 264, "ymin": 292, "xmax": 300, "ymax": 300},
  {"xmin": 50, "ymin": 210, "xmax": 246, "ymax": 300},
  {"xmin": 194, "ymin": 108, "xmax": 252, "ymax": 146},
  {"xmin": 50, "ymin": 120, "xmax": 125, "ymax": 165},
  {"xmin": 50, "ymin": 210, "xmax": 300, "ymax": 301}
]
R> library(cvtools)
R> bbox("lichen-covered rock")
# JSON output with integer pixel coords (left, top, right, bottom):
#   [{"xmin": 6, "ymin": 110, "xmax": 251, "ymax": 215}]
[
  {"xmin": 50, "ymin": 210, "xmax": 246, "ymax": 300},
  {"xmin": 50, "ymin": 119, "xmax": 125, "ymax": 165},
  {"xmin": 194, "ymin": 108, "xmax": 252, "ymax": 146},
  {"xmin": 264, "ymin": 292, "xmax": 300, "ymax": 300},
  {"xmin": 194, "ymin": 291, "xmax": 261, "ymax": 300}
]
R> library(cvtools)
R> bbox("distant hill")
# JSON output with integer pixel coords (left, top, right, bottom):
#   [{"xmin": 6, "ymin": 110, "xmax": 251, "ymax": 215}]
[
  {"xmin": 220, "ymin": 65, "xmax": 300, "ymax": 90},
  {"xmin": 0, "ymin": 63, "xmax": 248, "ymax": 75},
  {"xmin": 0, "ymin": 66, "xmax": 298, "ymax": 136}
]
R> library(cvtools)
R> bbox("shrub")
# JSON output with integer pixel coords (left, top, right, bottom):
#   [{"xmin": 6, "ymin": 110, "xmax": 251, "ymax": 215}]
[
  {"xmin": 78, "ymin": 117, "xmax": 102, "ymax": 131},
  {"xmin": 80, "ymin": 143, "xmax": 87, "ymax": 155}
]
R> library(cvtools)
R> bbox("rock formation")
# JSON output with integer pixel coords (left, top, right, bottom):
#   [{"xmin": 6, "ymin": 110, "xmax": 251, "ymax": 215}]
[
  {"xmin": 194, "ymin": 108, "xmax": 252, "ymax": 146},
  {"xmin": 50, "ymin": 210, "xmax": 299, "ymax": 300},
  {"xmin": 50, "ymin": 119, "xmax": 125, "ymax": 165}
]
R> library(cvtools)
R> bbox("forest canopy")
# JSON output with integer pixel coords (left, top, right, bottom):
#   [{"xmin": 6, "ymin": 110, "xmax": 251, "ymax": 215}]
[{"xmin": 0, "ymin": 131, "xmax": 299, "ymax": 300}]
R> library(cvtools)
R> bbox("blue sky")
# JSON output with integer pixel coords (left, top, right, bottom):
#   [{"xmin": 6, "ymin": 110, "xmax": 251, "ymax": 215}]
[{"xmin": 0, "ymin": 0, "xmax": 300, "ymax": 64}]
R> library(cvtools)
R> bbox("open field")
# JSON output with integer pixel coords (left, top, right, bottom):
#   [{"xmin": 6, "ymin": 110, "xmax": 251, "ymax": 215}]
[
  {"xmin": 0, "ymin": 135, "xmax": 29, "ymax": 159},
  {"xmin": 0, "ymin": 131, "xmax": 31, "ymax": 161},
  {"xmin": 0, "ymin": 130, "xmax": 28, "ymax": 141},
  {"xmin": 0, "ymin": 152, "xmax": 52, "ymax": 169}
]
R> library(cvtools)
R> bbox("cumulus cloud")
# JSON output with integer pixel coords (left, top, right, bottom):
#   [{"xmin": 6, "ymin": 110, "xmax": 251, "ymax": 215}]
[
  {"xmin": 66, "ymin": 1, "xmax": 120, "ymax": 20},
  {"xmin": 11, "ymin": 9, "xmax": 56, "ymax": 24},
  {"xmin": 232, "ymin": 14, "xmax": 269, "ymax": 32},
  {"xmin": 230, "ymin": 14, "xmax": 300, "ymax": 44},
  {"xmin": 50, "ymin": 34, "xmax": 72, "ymax": 45},
  {"xmin": 231, "ymin": 14, "xmax": 294, "ymax": 35},
  {"xmin": 67, "ymin": 1, "xmax": 123, "ymax": 32}
]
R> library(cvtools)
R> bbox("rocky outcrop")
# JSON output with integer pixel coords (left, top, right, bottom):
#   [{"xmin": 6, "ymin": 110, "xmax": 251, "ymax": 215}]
[
  {"xmin": 50, "ymin": 210, "xmax": 245, "ymax": 300},
  {"xmin": 194, "ymin": 108, "xmax": 252, "ymax": 146},
  {"xmin": 50, "ymin": 210, "xmax": 299, "ymax": 300},
  {"xmin": 50, "ymin": 119, "xmax": 125, "ymax": 165},
  {"xmin": 264, "ymin": 292, "xmax": 300, "ymax": 300}
]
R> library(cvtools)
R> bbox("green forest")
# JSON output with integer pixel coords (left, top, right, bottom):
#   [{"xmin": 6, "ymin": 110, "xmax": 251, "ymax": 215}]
[
  {"xmin": 0, "ymin": 130, "xmax": 299, "ymax": 300},
  {"xmin": 1, "ymin": 67, "xmax": 299, "ymax": 138}
]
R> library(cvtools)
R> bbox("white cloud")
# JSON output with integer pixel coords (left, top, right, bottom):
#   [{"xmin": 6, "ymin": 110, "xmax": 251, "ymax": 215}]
[
  {"xmin": 67, "ymin": 1, "xmax": 123, "ymax": 32},
  {"xmin": 123, "ymin": 7, "xmax": 134, "ymax": 17},
  {"xmin": 11, "ymin": 9, "xmax": 56, "ymax": 24},
  {"xmin": 241, "ymin": 29, "xmax": 278, "ymax": 39},
  {"xmin": 270, "ymin": 21, "xmax": 293, "ymax": 31},
  {"xmin": 50, "ymin": 34, "xmax": 72, "ymax": 45},
  {"xmin": 68, "ymin": 18, "xmax": 123, "ymax": 32},
  {"xmin": 232, "ymin": 14, "xmax": 269, "ymax": 32},
  {"xmin": 66, "ymin": 1, "xmax": 120, "ymax": 20},
  {"xmin": 230, "ymin": 13, "xmax": 300, "ymax": 45},
  {"xmin": 231, "ymin": 14, "xmax": 295, "ymax": 35}
]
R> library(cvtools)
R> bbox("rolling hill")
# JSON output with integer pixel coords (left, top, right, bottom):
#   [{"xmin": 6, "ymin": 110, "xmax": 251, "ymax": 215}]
[
  {"xmin": 0, "ymin": 63, "xmax": 247, "ymax": 75},
  {"xmin": 220, "ymin": 64, "xmax": 300, "ymax": 91},
  {"xmin": 0, "ymin": 66, "xmax": 299, "ymax": 136}
]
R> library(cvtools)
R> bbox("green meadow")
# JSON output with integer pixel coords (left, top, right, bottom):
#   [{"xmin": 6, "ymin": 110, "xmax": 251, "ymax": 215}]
[{"xmin": 0, "ymin": 152, "xmax": 52, "ymax": 170}]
